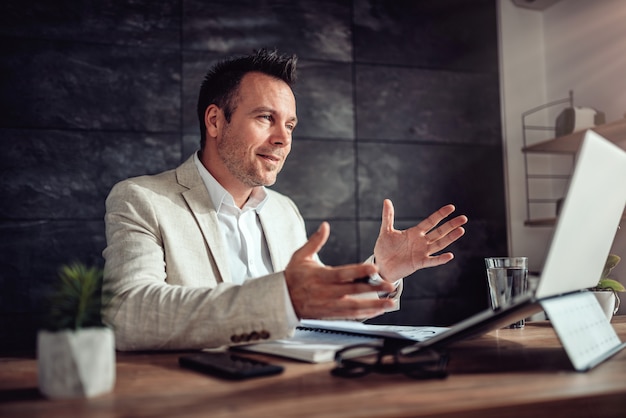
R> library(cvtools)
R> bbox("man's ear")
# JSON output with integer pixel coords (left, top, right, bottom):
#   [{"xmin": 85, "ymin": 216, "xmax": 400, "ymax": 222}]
[{"xmin": 205, "ymin": 104, "xmax": 221, "ymax": 139}]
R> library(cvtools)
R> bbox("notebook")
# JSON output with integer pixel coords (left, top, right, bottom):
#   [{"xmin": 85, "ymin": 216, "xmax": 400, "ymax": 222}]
[
  {"xmin": 235, "ymin": 320, "xmax": 448, "ymax": 363},
  {"xmin": 412, "ymin": 129, "xmax": 626, "ymax": 353}
]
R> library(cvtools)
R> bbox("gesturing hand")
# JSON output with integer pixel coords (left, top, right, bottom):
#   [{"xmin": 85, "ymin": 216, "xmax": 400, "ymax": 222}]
[
  {"xmin": 373, "ymin": 199, "xmax": 468, "ymax": 282},
  {"xmin": 285, "ymin": 222, "xmax": 396, "ymax": 320}
]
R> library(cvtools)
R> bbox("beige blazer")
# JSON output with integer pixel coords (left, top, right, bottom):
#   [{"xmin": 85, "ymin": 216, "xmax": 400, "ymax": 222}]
[{"xmin": 103, "ymin": 156, "xmax": 309, "ymax": 350}]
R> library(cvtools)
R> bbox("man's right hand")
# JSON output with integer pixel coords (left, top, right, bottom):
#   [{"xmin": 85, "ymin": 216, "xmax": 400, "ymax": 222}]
[{"xmin": 284, "ymin": 222, "xmax": 396, "ymax": 320}]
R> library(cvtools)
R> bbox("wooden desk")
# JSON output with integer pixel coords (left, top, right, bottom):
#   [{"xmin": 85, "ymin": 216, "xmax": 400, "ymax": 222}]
[{"xmin": 2, "ymin": 317, "xmax": 626, "ymax": 418}]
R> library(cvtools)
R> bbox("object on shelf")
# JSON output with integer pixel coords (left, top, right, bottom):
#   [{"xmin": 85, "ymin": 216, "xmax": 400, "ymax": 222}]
[{"xmin": 555, "ymin": 106, "xmax": 605, "ymax": 137}]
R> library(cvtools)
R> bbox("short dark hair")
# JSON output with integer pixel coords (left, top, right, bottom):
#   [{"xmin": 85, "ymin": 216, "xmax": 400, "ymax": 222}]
[{"xmin": 197, "ymin": 49, "xmax": 298, "ymax": 149}]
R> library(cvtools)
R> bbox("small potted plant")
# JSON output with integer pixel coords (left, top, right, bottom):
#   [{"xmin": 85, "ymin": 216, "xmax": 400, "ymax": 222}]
[
  {"xmin": 591, "ymin": 254, "xmax": 624, "ymax": 320},
  {"xmin": 37, "ymin": 262, "xmax": 115, "ymax": 399}
]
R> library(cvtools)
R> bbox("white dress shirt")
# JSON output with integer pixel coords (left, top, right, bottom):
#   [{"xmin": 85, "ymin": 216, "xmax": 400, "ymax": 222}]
[{"xmin": 193, "ymin": 152, "xmax": 299, "ymax": 325}]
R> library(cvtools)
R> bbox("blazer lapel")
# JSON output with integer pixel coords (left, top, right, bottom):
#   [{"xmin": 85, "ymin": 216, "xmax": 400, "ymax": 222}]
[
  {"xmin": 259, "ymin": 205, "xmax": 293, "ymax": 272},
  {"xmin": 176, "ymin": 156, "xmax": 232, "ymax": 283}
]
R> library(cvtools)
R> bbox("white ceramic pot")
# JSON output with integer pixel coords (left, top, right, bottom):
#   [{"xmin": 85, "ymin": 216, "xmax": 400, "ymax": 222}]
[
  {"xmin": 37, "ymin": 327, "xmax": 115, "ymax": 399},
  {"xmin": 593, "ymin": 291, "xmax": 619, "ymax": 321}
]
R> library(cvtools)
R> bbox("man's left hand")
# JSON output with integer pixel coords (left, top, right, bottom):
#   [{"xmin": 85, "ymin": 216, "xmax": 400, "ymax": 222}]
[{"xmin": 373, "ymin": 199, "xmax": 468, "ymax": 282}]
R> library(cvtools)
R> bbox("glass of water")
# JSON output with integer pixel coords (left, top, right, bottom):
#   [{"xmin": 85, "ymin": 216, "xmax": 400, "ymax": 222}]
[{"xmin": 484, "ymin": 257, "xmax": 528, "ymax": 328}]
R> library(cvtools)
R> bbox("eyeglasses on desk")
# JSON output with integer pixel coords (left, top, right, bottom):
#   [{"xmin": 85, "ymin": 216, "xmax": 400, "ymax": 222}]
[{"xmin": 331, "ymin": 341, "xmax": 449, "ymax": 380}]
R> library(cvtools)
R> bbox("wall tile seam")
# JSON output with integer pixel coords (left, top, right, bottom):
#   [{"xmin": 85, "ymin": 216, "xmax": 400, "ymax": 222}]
[
  {"xmin": 352, "ymin": 60, "xmax": 499, "ymax": 75},
  {"xmin": 0, "ymin": 35, "xmax": 183, "ymax": 52},
  {"xmin": 355, "ymin": 139, "xmax": 501, "ymax": 148},
  {"xmin": 0, "ymin": 218, "xmax": 107, "ymax": 223},
  {"xmin": 2, "ymin": 39, "xmax": 500, "ymax": 75},
  {"xmin": 0, "ymin": 127, "xmax": 183, "ymax": 135}
]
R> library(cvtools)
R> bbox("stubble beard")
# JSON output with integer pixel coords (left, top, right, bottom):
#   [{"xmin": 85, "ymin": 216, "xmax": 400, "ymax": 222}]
[{"xmin": 217, "ymin": 134, "xmax": 282, "ymax": 188}]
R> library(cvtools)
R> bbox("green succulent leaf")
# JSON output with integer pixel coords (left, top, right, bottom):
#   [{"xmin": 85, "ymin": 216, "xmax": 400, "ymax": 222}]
[
  {"xmin": 596, "ymin": 278, "xmax": 626, "ymax": 292},
  {"xmin": 43, "ymin": 262, "xmax": 111, "ymax": 331},
  {"xmin": 594, "ymin": 254, "xmax": 623, "ymax": 292},
  {"xmin": 601, "ymin": 254, "xmax": 621, "ymax": 278}
]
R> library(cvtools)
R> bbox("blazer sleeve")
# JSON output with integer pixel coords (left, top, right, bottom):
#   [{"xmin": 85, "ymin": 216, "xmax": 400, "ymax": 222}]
[{"xmin": 102, "ymin": 178, "xmax": 299, "ymax": 351}]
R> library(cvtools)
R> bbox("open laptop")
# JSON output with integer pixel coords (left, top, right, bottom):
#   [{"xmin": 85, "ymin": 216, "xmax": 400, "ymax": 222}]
[{"xmin": 415, "ymin": 129, "xmax": 626, "ymax": 351}]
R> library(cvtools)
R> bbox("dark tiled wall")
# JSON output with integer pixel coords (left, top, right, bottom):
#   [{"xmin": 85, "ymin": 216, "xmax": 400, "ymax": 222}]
[{"xmin": 0, "ymin": 0, "xmax": 506, "ymax": 349}]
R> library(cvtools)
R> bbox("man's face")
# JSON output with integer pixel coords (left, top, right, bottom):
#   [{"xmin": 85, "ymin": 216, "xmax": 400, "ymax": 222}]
[{"xmin": 216, "ymin": 72, "xmax": 297, "ymax": 188}]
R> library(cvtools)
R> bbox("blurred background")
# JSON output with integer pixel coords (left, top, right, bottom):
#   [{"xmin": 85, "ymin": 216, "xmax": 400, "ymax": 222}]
[{"xmin": 0, "ymin": 0, "xmax": 506, "ymax": 350}]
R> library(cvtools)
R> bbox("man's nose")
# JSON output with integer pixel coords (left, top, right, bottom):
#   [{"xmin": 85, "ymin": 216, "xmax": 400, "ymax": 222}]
[{"xmin": 270, "ymin": 125, "xmax": 292, "ymax": 147}]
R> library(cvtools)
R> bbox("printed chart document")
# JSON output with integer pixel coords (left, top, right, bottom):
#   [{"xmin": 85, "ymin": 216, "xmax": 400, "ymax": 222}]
[{"xmin": 234, "ymin": 320, "xmax": 448, "ymax": 363}]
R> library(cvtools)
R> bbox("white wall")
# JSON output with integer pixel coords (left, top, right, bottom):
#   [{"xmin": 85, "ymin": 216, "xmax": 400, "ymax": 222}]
[
  {"xmin": 499, "ymin": 0, "xmax": 626, "ymax": 302},
  {"xmin": 498, "ymin": 0, "xmax": 554, "ymax": 274},
  {"xmin": 544, "ymin": 1, "xmax": 626, "ymax": 123}
]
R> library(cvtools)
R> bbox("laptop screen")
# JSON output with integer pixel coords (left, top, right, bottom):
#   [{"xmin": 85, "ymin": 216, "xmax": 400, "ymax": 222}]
[{"xmin": 535, "ymin": 130, "xmax": 626, "ymax": 298}]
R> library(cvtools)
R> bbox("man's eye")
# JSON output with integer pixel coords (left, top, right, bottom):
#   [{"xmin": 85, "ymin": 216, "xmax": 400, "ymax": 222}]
[
  {"xmin": 260, "ymin": 115, "xmax": 272, "ymax": 121},
  {"xmin": 286, "ymin": 124, "xmax": 295, "ymax": 132}
]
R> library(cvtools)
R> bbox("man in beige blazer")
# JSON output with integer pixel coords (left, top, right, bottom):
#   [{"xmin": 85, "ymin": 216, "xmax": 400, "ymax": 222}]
[{"xmin": 103, "ymin": 49, "xmax": 468, "ymax": 351}]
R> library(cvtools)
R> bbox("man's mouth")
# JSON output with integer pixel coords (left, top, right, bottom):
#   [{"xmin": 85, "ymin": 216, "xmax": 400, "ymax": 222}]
[{"xmin": 258, "ymin": 153, "xmax": 281, "ymax": 163}]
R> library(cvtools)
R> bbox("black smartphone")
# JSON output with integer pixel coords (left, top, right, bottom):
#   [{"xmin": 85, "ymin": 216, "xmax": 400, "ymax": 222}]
[{"xmin": 179, "ymin": 352, "xmax": 284, "ymax": 380}]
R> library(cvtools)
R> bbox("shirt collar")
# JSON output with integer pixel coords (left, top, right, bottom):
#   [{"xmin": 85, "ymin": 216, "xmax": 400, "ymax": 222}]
[{"xmin": 193, "ymin": 151, "xmax": 268, "ymax": 213}]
